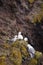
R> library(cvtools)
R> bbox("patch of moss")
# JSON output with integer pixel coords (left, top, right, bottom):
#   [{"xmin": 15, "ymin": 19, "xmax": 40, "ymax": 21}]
[
  {"xmin": 11, "ymin": 40, "xmax": 28, "ymax": 48},
  {"xmin": 0, "ymin": 62, "xmax": 6, "ymax": 65},
  {"xmin": 28, "ymin": 0, "xmax": 35, "ymax": 3},
  {"xmin": 40, "ymin": 3, "xmax": 43, "ymax": 8},
  {"xmin": 0, "ymin": 55, "xmax": 6, "ymax": 60},
  {"xmin": 11, "ymin": 40, "xmax": 30, "ymax": 59},
  {"xmin": 0, "ymin": 55, "xmax": 6, "ymax": 65},
  {"xmin": 20, "ymin": 43, "xmax": 30, "ymax": 58},
  {"xmin": 2, "ymin": 43, "xmax": 10, "ymax": 49},
  {"xmin": 32, "ymin": 13, "xmax": 43, "ymax": 23},
  {"xmin": 35, "ymin": 51, "xmax": 42, "ymax": 60},
  {"xmin": 0, "ymin": 39, "xmax": 42, "ymax": 65},
  {"xmin": 9, "ymin": 47, "xmax": 22, "ymax": 65},
  {"xmin": 28, "ymin": 58, "xmax": 37, "ymax": 65}
]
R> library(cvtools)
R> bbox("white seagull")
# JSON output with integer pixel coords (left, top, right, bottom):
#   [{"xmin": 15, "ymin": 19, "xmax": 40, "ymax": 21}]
[
  {"xmin": 18, "ymin": 32, "xmax": 23, "ymax": 40},
  {"xmin": 18, "ymin": 32, "xmax": 21, "ymax": 35},
  {"xmin": 11, "ymin": 35, "xmax": 18, "ymax": 42},
  {"xmin": 24, "ymin": 37, "xmax": 28, "ymax": 42},
  {"xmin": 27, "ymin": 44, "xmax": 35, "ymax": 58}
]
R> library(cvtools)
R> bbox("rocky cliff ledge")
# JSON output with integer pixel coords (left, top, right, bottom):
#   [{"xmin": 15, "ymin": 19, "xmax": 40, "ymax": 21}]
[{"xmin": 0, "ymin": 1, "xmax": 43, "ymax": 65}]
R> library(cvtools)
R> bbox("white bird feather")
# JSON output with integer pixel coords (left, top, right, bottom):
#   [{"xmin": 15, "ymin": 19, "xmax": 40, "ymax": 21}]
[
  {"xmin": 27, "ymin": 44, "xmax": 35, "ymax": 58},
  {"xmin": 18, "ymin": 32, "xmax": 21, "ymax": 35},
  {"xmin": 11, "ymin": 35, "xmax": 18, "ymax": 42},
  {"xmin": 24, "ymin": 37, "xmax": 28, "ymax": 41},
  {"xmin": 18, "ymin": 34, "xmax": 23, "ymax": 40},
  {"xmin": 17, "ymin": 32, "xmax": 23, "ymax": 40}
]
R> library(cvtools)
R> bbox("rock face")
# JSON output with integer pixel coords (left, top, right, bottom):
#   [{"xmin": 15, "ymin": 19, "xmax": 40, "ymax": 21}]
[{"xmin": 0, "ymin": 0, "xmax": 43, "ymax": 53}]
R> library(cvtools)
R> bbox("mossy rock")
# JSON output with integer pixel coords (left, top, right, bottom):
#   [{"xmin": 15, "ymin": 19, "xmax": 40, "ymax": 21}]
[
  {"xmin": 32, "ymin": 5, "xmax": 43, "ymax": 24},
  {"xmin": 40, "ymin": 3, "xmax": 43, "ymax": 8},
  {"xmin": 34, "ymin": 51, "xmax": 42, "ymax": 60},
  {"xmin": 0, "ymin": 40, "xmax": 30, "ymax": 65},
  {"xmin": 11, "ymin": 40, "xmax": 30, "ymax": 59},
  {"xmin": 0, "ymin": 55, "xmax": 6, "ymax": 60},
  {"xmin": 32, "ymin": 13, "xmax": 43, "ymax": 23},
  {"xmin": 20, "ymin": 43, "xmax": 30, "ymax": 59},
  {"xmin": 0, "ymin": 40, "xmax": 42, "ymax": 65},
  {"xmin": 3, "ymin": 43, "xmax": 10, "ymax": 49},
  {"xmin": 0, "ymin": 55, "xmax": 6, "ymax": 65},
  {"xmin": 28, "ymin": 58, "xmax": 38, "ymax": 65},
  {"xmin": 9, "ymin": 47, "xmax": 22, "ymax": 65},
  {"xmin": 0, "ymin": 62, "xmax": 6, "ymax": 65},
  {"xmin": 28, "ymin": 0, "xmax": 35, "ymax": 3},
  {"xmin": 11, "ymin": 40, "xmax": 28, "ymax": 48}
]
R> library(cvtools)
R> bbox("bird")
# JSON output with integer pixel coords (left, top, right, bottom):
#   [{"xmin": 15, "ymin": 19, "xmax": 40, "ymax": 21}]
[
  {"xmin": 18, "ymin": 32, "xmax": 21, "ymax": 35},
  {"xmin": 18, "ymin": 32, "xmax": 23, "ymax": 40},
  {"xmin": 27, "ymin": 44, "xmax": 35, "ymax": 58},
  {"xmin": 24, "ymin": 37, "xmax": 28, "ymax": 41},
  {"xmin": 11, "ymin": 35, "xmax": 18, "ymax": 42}
]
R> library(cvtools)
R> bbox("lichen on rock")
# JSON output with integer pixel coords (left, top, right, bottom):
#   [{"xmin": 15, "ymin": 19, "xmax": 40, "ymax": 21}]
[
  {"xmin": 9, "ymin": 47, "xmax": 22, "ymax": 65},
  {"xmin": 11, "ymin": 40, "xmax": 30, "ymax": 59},
  {"xmin": 28, "ymin": 0, "xmax": 35, "ymax": 3},
  {"xmin": 0, "ymin": 39, "xmax": 43, "ymax": 65},
  {"xmin": 34, "ymin": 51, "xmax": 42, "ymax": 60},
  {"xmin": 28, "ymin": 58, "xmax": 38, "ymax": 65}
]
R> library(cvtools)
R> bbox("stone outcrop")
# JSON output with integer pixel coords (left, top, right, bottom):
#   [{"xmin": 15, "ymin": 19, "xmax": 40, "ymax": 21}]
[{"xmin": 0, "ymin": 0, "xmax": 43, "ymax": 59}]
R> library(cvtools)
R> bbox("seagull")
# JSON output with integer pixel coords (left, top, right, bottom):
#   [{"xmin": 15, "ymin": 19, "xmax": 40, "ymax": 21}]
[
  {"xmin": 24, "ymin": 37, "xmax": 28, "ymax": 41},
  {"xmin": 18, "ymin": 32, "xmax": 23, "ymax": 40},
  {"xmin": 18, "ymin": 32, "xmax": 21, "ymax": 35},
  {"xmin": 11, "ymin": 35, "xmax": 18, "ymax": 42},
  {"xmin": 27, "ymin": 44, "xmax": 35, "ymax": 58}
]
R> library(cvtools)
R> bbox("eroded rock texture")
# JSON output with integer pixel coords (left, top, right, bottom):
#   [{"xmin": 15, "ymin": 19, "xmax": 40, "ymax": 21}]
[{"xmin": 0, "ymin": 0, "xmax": 43, "ymax": 53}]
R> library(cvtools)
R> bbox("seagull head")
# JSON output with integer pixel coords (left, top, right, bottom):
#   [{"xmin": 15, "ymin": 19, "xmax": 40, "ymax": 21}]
[
  {"xmin": 27, "ymin": 44, "xmax": 31, "ymax": 48},
  {"xmin": 18, "ymin": 32, "xmax": 21, "ymax": 35},
  {"xmin": 24, "ymin": 37, "xmax": 28, "ymax": 41}
]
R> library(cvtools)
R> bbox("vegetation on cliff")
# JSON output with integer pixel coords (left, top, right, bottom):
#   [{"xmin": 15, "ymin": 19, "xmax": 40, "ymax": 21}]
[
  {"xmin": 0, "ymin": 0, "xmax": 43, "ymax": 65},
  {"xmin": 0, "ymin": 40, "xmax": 42, "ymax": 65}
]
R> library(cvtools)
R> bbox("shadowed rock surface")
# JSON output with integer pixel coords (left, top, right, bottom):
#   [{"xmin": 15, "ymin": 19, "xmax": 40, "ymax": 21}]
[{"xmin": 0, "ymin": 0, "xmax": 43, "ymax": 65}]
